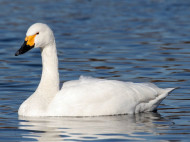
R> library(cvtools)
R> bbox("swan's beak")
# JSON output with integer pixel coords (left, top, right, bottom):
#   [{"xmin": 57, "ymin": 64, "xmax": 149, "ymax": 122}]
[{"xmin": 15, "ymin": 35, "xmax": 36, "ymax": 56}]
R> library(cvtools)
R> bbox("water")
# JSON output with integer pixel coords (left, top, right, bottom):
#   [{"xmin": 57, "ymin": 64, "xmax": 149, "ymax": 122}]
[{"xmin": 0, "ymin": 0, "xmax": 190, "ymax": 141}]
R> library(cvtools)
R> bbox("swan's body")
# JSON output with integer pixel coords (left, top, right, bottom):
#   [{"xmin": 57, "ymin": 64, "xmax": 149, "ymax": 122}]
[{"xmin": 15, "ymin": 23, "xmax": 175, "ymax": 117}]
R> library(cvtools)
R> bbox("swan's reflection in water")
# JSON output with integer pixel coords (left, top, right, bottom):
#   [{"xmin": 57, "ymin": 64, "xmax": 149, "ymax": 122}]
[{"xmin": 19, "ymin": 112, "xmax": 170, "ymax": 141}]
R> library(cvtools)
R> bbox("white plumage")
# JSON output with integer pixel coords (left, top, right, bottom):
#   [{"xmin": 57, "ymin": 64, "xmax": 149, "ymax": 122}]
[{"xmin": 16, "ymin": 23, "xmax": 175, "ymax": 117}]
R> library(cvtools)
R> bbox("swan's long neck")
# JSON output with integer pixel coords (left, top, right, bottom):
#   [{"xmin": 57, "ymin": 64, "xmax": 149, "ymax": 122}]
[{"xmin": 36, "ymin": 41, "xmax": 59, "ymax": 98}]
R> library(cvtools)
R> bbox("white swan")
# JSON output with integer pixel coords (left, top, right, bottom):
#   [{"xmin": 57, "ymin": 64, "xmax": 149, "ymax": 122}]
[{"xmin": 15, "ymin": 23, "xmax": 175, "ymax": 117}]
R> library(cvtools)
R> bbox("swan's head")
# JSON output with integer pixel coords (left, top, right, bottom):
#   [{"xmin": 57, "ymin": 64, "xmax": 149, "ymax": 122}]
[{"xmin": 15, "ymin": 23, "xmax": 54, "ymax": 56}]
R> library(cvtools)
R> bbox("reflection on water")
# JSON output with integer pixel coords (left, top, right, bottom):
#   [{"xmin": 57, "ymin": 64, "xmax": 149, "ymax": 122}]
[
  {"xmin": 19, "ymin": 113, "xmax": 170, "ymax": 141},
  {"xmin": 0, "ymin": 0, "xmax": 190, "ymax": 141}
]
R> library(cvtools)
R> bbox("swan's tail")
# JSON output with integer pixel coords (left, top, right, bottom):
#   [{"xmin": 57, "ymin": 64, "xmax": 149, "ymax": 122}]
[{"xmin": 135, "ymin": 88, "xmax": 176, "ymax": 113}]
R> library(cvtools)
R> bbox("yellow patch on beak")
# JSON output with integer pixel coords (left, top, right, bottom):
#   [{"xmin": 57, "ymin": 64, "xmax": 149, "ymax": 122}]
[{"xmin": 25, "ymin": 34, "xmax": 37, "ymax": 46}]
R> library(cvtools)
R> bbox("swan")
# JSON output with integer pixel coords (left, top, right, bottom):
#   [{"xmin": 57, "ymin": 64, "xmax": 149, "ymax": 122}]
[{"xmin": 15, "ymin": 23, "xmax": 175, "ymax": 117}]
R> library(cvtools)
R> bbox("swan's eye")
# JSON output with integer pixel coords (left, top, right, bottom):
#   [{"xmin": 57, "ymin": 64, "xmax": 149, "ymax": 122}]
[{"xmin": 36, "ymin": 32, "xmax": 39, "ymax": 35}]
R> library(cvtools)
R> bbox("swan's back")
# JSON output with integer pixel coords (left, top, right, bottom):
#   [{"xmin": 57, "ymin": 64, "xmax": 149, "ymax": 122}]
[{"xmin": 47, "ymin": 76, "xmax": 174, "ymax": 116}]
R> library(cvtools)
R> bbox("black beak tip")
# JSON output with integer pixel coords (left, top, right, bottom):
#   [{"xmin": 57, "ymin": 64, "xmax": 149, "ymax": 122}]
[
  {"xmin": 15, "ymin": 51, "xmax": 20, "ymax": 56},
  {"xmin": 15, "ymin": 41, "xmax": 34, "ymax": 56}
]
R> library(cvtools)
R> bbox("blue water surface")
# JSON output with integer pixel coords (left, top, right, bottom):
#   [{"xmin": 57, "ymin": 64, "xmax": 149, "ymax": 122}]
[{"xmin": 0, "ymin": 0, "xmax": 190, "ymax": 141}]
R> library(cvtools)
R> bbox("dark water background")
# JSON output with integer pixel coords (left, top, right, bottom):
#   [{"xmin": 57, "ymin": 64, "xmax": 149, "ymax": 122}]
[{"xmin": 0, "ymin": 0, "xmax": 190, "ymax": 141}]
